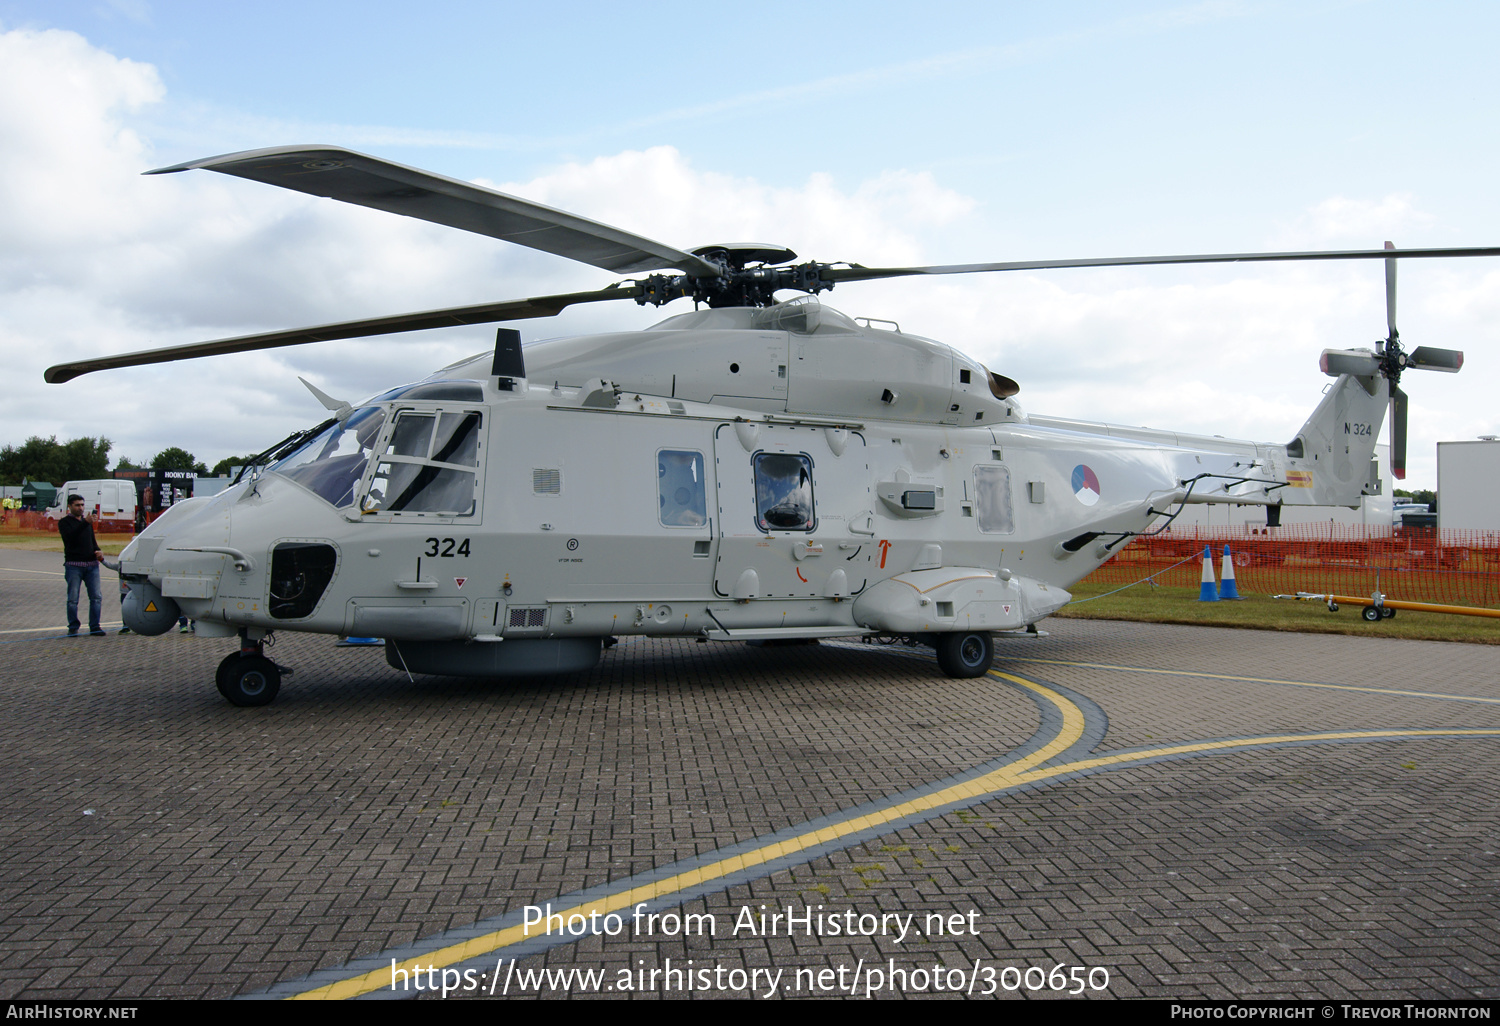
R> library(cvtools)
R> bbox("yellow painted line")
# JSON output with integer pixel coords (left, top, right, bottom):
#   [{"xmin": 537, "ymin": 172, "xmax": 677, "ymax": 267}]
[
  {"xmin": 1021, "ymin": 729, "xmax": 1500, "ymax": 782},
  {"xmin": 284, "ymin": 666, "xmax": 1500, "ymax": 1001},
  {"xmin": 1000, "ymin": 656, "xmax": 1500, "ymax": 705},
  {"xmin": 289, "ymin": 672, "xmax": 1085, "ymax": 1000},
  {"xmin": 0, "ymin": 567, "xmax": 65, "ymax": 576}
]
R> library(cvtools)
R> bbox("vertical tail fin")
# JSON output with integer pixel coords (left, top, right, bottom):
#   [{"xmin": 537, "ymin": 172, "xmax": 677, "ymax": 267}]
[{"xmin": 1284, "ymin": 370, "xmax": 1388, "ymax": 507}]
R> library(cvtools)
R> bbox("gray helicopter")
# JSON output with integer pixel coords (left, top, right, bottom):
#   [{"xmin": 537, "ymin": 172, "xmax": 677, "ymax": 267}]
[{"xmin": 45, "ymin": 147, "xmax": 1491, "ymax": 705}]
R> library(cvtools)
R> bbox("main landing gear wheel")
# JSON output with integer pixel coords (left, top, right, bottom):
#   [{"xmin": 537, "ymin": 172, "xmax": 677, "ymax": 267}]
[
  {"xmin": 935, "ymin": 631, "xmax": 995, "ymax": 678},
  {"xmin": 216, "ymin": 652, "xmax": 281, "ymax": 706},
  {"xmin": 1361, "ymin": 606, "xmax": 1383, "ymax": 622}
]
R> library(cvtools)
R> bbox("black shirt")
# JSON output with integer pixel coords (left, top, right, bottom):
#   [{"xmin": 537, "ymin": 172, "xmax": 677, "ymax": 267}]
[{"xmin": 58, "ymin": 515, "xmax": 100, "ymax": 563}]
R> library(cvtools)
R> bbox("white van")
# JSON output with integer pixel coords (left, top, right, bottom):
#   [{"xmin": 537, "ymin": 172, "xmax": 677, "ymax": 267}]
[{"xmin": 46, "ymin": 480, "xmax": 140, "ymax": 528}]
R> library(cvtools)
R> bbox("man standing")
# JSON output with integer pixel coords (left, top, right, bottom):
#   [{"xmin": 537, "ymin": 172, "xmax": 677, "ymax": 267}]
[{"xmin": 58, "ymin": 494, "xmax": 105, "ymax": 637}]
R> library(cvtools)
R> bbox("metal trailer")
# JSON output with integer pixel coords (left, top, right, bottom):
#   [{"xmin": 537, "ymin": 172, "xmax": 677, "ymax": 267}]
[{"xmin": 1437, "ymin": 439, "xmax": 1500, "ymax": 533}]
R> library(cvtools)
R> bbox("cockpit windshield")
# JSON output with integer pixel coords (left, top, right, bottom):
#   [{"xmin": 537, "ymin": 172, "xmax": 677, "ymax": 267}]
[{"xmin": 269, "ymin": 406, "xmax": 387, "ymax": 508}]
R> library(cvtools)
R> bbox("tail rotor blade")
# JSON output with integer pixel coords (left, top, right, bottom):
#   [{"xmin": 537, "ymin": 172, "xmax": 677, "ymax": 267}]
[
  {"xmin": 1320, "ymin": 349, "xmax": 1381, "ymax": 377},
  {"xmin": 1389, "ymin": 385, "xmax": 1409, "ymax": 481},
  {"xmin": 1407, "ymin": 346, "xmax": 1464, "ymax": 372},
  {"xmin": 1384, "ymin": 240, "xmax": 1398, "ymax": 338}
]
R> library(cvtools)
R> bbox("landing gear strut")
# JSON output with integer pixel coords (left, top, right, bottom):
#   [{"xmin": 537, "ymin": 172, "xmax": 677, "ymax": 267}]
[{"xmin": 216, "ymin": 630, "xmax": 283, "ymax": 706}]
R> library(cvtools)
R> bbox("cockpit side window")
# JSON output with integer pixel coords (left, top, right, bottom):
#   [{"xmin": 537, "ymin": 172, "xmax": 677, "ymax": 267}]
[
  {"xmin": 386, "ymin": 413, "xmax": 434, "ymax": 458},
  {"xmin": 361, "ymin": 408, "xmax": 482, "ymax": 516},
  {"xmin": 753, "ymin": 452, "xmax": 816, "ymax": 532},
  {"xmin": 434, "ymin": 412, "xmax": 481, "ymax": 466}
]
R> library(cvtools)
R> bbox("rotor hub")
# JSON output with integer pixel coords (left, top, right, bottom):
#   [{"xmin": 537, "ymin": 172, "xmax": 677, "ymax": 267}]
[
  {"xmin": 689, "ymin": 243, "xmax": 798, "ymax": 272},
  {"xmin": 636, "ymin": 260, "xmax": 833, "ymax": 309},
  {"xmin": 1377, "ymin": 334, "xmax": 1407, "ymax": 384}
]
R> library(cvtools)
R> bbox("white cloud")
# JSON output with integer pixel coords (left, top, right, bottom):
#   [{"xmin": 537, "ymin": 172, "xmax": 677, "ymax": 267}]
[
  {"xmin": 1271, "ymin": 193, "xmax": 1435, "ymax": 248},
  {"xmin": 0, "ymin": 26, "xmax": 1491, "ymax": 488},
  {"xmin": 0, "ymin": 27, "xmax": 162, "ymax": 258},
  {"xmin": 484, "ymin": 150, "xmax": 973, "ymax": 268}
]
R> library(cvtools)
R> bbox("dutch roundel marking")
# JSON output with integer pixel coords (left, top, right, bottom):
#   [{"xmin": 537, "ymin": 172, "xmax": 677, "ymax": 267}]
[{"xmin": 1071, "ymin": 464, "xmax": 1101, "ymax": 506}]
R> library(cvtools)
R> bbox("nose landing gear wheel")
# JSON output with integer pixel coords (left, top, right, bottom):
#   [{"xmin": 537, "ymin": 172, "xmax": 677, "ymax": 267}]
[
  {"xmin": 935, "ymin": 631, "xmax": 995, "ymax": 678},
  {"xmin": 216, "ymin": 652, "xmax": 281, "ymax": 706}
]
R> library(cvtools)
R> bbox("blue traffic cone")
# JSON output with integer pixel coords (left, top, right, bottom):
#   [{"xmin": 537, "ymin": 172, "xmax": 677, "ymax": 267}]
[
  {"xmin": 1220, "ymin": 545, "xmax": 1241, "ymax": 600},
  {"xmin": 1198, "ymin": 546, "xmax": 1219, "ymax": 601}
]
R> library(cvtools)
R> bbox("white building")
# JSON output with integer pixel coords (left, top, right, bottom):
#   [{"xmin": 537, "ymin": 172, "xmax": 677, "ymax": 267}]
[{"xmin": 1437, "ymin": 439, "xmax": 1500, "ymax": 533}]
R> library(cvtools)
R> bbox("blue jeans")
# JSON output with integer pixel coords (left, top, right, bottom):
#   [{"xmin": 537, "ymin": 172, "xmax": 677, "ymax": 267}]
[{"xmin": 65, "ymin": 563, "xmax": 103, "ymax": 633}]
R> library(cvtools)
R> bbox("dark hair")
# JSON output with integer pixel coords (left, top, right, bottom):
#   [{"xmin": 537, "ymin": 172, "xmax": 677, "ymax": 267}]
[{"xmin": 68, "ymin": 494, "xmax": 84, "ymax": 504}]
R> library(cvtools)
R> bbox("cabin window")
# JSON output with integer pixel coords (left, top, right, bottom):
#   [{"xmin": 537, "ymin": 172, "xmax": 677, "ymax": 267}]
[
  {"xmin": 658, "ymin": 450, "xmax": 707, "ymax": 527},
  {"xmin": 360, "ymin": 409, "xmax": 482, "ymax": 516},
  {"xmin": 974, "ymin": 465, "xmax": 1015, "ymax": 534},
  {"xmin": 754, "ymin": 452, "xmax": 816, "ymax": 532}
]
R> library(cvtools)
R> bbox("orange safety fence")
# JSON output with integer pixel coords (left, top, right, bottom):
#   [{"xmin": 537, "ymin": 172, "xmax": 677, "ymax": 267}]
[
  {"xmin": 6, "ymin": 509, "xmax": 1500, "ymax": 606},
  {"xmin": 1083, "ymin": 524, "xmax": 1500, "ymax": 607},
  {"xmin": 1, "ymin": 510, "xmax": 147, "ymax": 534}
]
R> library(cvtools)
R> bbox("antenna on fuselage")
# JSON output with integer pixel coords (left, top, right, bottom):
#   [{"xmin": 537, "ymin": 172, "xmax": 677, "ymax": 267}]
[{"xmin": 492, "ymin": 328, "xmax": 525, "ymax": 391}]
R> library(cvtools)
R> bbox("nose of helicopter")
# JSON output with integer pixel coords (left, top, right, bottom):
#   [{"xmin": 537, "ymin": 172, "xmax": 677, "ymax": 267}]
[
  {"xmin": 119, "ymin": 487, "xmax": 250, "ymax": 631},
  {"xmin": 129, "ymin": 474, "xmax": 355, "ymax": 634}
]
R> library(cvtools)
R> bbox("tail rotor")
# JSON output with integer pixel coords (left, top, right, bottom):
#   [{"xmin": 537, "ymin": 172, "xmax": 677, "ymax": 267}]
[{"xmin": 1374, "ymin": 241, "xmax": 1463, "ymax": 480}]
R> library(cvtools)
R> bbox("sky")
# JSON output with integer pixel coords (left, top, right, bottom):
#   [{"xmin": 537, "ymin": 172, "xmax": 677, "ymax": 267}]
[{"xmin": 2, "ymin": 0, "xmax": 1497, "ymax": 488}]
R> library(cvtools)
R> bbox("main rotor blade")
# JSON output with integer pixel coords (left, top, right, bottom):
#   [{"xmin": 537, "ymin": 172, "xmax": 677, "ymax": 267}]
[
  {"xmin": 1389, "ymin": 385, "xmax": 1409, "ymax": 482},
  {"xmin": 1384, "ymin": 240, "xmax": 1398, "ymax": 337},
  {"xmin": 1407, "ymin": 346, "xmax": 1464, "ymax": 372},
  {"xmin": 147, "ymin": 146, "xmax": 721, "ymax": 278},
  {"xmin": 43, "ymin": 285, "xmax": 642, "ymax": 384},
  {"xmin": 824, "ymin": 245, "xmax": 1500, "ymax": 284}
]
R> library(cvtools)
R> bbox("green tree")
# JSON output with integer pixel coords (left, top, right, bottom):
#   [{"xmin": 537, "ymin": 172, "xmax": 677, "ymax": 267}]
[
  {"xmin": 1394, "ymin": 488, "xmax": 1437, "ymax": 509},
  {"xmin": 211, "ymin": 455, "xmax": 257, "ymax": 477},
  {"xmin": 0, "ymin": 435, "xmax": 111, "ymax": 485},
  {"xmin": 0, "ymin": 437, "xmax": 62, "ymax": 485},
  {"xmin": 151, "ymin": 447, "xmax": 209, "ymax": 476},
  {"xmin": 60, "ymin": 436, "xmax": 112, "ymax": 480},
  {"xmin": 115, "ymin": 456, "xmax": 142, "ymax": 471}
]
